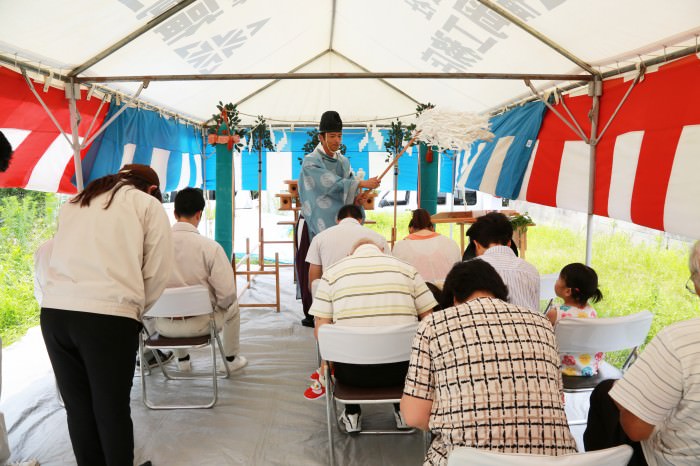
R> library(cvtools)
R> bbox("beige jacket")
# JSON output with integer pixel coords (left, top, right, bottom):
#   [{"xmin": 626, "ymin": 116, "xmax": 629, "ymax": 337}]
[{"xmin": 41, "ymin": 186, "xmax": 173, "ymax": 321}]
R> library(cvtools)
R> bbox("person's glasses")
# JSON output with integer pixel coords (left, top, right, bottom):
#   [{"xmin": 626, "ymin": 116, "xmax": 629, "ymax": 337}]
[{"xmin": 686, "ymin": 275, "xmax": 697, "ymax": 294}]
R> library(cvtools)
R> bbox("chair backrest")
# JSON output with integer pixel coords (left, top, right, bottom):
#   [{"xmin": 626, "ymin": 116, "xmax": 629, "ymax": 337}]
[
  {"xmin": 540, "ymin": 273, "xmax": 558, "ymax": 301},
  {"xmin": 555, "ymin": 310, "xmax": 653, "ymax": 354},
  {"xmin": 447, "ymin": 445, "xmax": 633, "ymax": 466},
  {"xmin": 318, "ymin": 323, "xmax": 418, "ymax": 365},
  {"xmin": 145, "ymin": 285, "xmax": 213, "ymax": 318}
]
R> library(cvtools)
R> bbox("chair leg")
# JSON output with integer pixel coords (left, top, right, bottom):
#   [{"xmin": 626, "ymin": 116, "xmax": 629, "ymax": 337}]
[
  {"xmin": 325, "ymin": 365, "xmax": 335, "ymax": 466},
  {"xmin": 214, "ymin": 328, "xmax": 231, "ymax": 379},
  {"xmin": 211, "ymin": 331, "xmax": 218, "ymax": 408},
  {"xmin": 139, "ymin": 335, "xmax": 150, "ymax": 408}
]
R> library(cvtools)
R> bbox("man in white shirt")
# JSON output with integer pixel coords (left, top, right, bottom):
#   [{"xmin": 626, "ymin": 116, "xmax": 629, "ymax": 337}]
[
  {"xmin": 306, "ymin": 204, "xmax": 389, "ymax": 296},
  {"xmin": 466, "ymin": 212, "xmax": 540, "ymax": 312},
  {"xmin": 152, "ymin": 188, "xmax": 247, "ymax": 372}
]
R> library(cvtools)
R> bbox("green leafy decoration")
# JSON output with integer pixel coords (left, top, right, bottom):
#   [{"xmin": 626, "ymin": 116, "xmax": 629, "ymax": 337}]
[
  {"xmin": 206, "ymin": 101, "xmax": 247, "ymax": 151},
  {"xmin": 249, "ymin": 115, "xmax": 276, "ymax": 153}
]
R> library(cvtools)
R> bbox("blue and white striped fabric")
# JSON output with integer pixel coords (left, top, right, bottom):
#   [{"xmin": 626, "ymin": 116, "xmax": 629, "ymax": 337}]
[
  {"xmin": 81, "ymin": 104, "xmax": 205, "ymax": 191},
  {"xmin": 457, "ymin": 101, "xmax": 546, "ymax": 199}
]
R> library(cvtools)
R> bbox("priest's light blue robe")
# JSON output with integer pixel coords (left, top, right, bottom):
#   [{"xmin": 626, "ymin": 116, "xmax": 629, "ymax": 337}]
[{"xmin": 298, "ymin": 144, "xmax": 359, "ymax": 239}]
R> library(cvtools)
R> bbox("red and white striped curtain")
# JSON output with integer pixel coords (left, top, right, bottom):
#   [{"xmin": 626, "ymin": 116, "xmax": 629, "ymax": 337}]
[
  {"xmin": 0, "ymin": 67, "xmax": 108, "ymax": 194},
  {"xmin": 518, "ymin": 54, "xmax": 700, "ymax": 239}
]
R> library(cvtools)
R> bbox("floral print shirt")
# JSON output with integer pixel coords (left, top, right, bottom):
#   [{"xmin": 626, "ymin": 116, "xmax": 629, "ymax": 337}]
[{"xmin": 553, "ymin": 304, "xmax": 604, "ymax": 376}]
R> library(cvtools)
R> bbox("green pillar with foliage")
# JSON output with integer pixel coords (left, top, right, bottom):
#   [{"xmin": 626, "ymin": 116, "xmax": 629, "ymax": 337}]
[
  {"xmin": 419, "ymin": 142, "xmax": 439, "ymax": 215},
  {"xmin": 215, "ymin": 125, "xmax": 233, "ymax": 260}
]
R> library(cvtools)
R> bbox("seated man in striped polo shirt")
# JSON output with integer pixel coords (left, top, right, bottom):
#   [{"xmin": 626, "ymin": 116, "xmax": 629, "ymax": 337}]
[
  {"xmin": 467, "ymin": 212, "xmax": 540, "ymax": 312},
  {"xmin": 310, "ymin": 239, "xmax": 437, "ymax": 434}
]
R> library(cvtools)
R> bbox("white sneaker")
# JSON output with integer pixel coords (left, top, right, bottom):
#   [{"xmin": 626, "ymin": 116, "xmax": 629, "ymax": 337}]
[
  {"xmin": 339, "ymin": 409, "xmax": 362, "ymax": 434},
  {"xmin": 177, "ymin": 357, "xmax": 192, "ymax": 372},
  {"xmin": 393, "ymin": 409, "xmax": 410, "ymax": 430},
  {"xmin": 226, "ymin": 355, "xmax": 248, "ymax": 372}
]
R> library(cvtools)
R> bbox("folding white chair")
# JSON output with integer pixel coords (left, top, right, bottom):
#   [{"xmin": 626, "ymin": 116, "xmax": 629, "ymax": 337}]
[
  {"xmin": 447, "ymin": 445, "xmax": 633, "ymax": 466},
  {"xmin": 139, "ymin": 285, "xmax": 230, "ymax": 409},
  {"xmin": 317, "ymin": 323, "xmax": 419, "ymax": 466},
  {"xmin": 555, "ymin": 310, "xmax": 653, "ymax": 424},
  {"xmin": 540, "ymin": 273, "xmax": 559, "ymax": 307}
]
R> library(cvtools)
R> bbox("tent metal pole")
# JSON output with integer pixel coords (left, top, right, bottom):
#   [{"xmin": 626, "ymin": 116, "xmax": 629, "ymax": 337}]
[
  {"xmin": 20, "ymin": 68, "xmax": 72, "ymax": 146},
  {"xmin": 596, "ymin": 68, "xmax": 644, "ymax": 141},
  {"xmin": 80, "ymin": 94, "xmax": 109, "ymax": 150},
  {"xmin": 74, "ymin": 71, "xmax": 593, "ymax": 84},
  {"xmin": 201, "ymin": 127, "xmax": 210, "ymax": 238},
  {"xmin": 556, "ymin": 91, "xmax": 587, "ymax": 142},
  {"xmin": 487, "ymin": 45, "xmax": 699, "ymax": 115},
  {"xmin": 476, "ymin": 0, "xmax": 599, "ymax": 77},
  {"xmin": 68, "ymin": 0, "xmax": 197, "ymax": 77},
  {"xmin": 333, "ymin": 51, "xmax": 421, "ymax": 105},
  {"xmin": 524, "ymin": 79, "xmax": 588, "ymax": 143},
  {"xmin": 235, "ymin": 50, "xmax": 328, "ymax": 107},
  {"xmin": 585, "ymin": 77, "xmax": 602, "ymax": 266},
  {"xmin": 329, "ymin": 0, "xmax": 337, "ymax": 50},
  {"xmin": 67, "ymin": 80, "xmax": 84, "ymax": 191},
  {"xmin": 81, "ymin": 81, "xmax": 147, "ymax": 148}
]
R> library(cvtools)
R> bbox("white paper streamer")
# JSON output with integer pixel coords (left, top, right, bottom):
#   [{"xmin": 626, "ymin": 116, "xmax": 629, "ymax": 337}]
[{"xmin": 414, "ymin": 108, "xmax": 494, "ymax": 152}]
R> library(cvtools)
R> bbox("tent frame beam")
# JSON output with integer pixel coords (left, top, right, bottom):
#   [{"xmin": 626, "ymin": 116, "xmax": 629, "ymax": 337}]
[
  {"xmin": 490, "ymin": 45, "xmax": 699, "ymax": 115},
  {"xmin": 74, "ymin": 71, "xmax": 593, "ymax": 84},
  {"xmin": 68, "ymin": 0, "xmax": 198, "ymax": 77},
  {"xmin": 477, "ymin": 0, "xmax": 599, "ymax": 77}
]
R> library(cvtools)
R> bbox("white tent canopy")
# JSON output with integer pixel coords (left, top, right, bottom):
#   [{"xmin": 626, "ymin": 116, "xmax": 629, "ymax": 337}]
[{"xmin": 2, "ymin": 0, "xmax": 699, "ymax": 124}]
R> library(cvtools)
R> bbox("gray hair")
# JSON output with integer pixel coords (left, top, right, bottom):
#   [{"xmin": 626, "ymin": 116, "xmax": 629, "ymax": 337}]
[
  {"xmin": 690, "ymin": 241, "xmax": 700, "ymax": 287},
  {"xmin": 351, "ymin": 238, "xmax": 381, "ymax": 254}
]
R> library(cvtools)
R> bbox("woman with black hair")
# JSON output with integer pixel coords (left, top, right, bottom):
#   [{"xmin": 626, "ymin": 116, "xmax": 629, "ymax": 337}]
[
  {"xmin": 39, "ymin": 164, "xmax": 173, "ymax": 466},
  {"xmin": 401, "ymin": 259, "xmax": 577, "ymax": 464}
]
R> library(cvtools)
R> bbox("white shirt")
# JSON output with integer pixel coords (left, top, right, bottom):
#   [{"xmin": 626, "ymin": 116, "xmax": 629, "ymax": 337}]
[
  {"xmin": 306, "ymin": 217, "xmax": 389, "ymax": 269},
  {"xmin": 41, "ymin": 187, "xmax": 173, "ymax": 321},
  {"xmin": 478, "ymin": 245, "xmax": 540, "ymax": 312},
  {"xmin": 610, "ymin": 318, "xmax": 700, "ymax": 466},
  {"xmin": 392, "ymin": 231, "xmax": 461, "ymax": 283},
  {"xmin": 167, "ymin": 222, "xmax": 236, "ymax": 312}
]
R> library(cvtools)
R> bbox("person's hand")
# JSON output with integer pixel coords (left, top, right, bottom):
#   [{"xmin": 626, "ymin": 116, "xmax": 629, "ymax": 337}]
[
  {"xmin": 232, "ymin": 134, "xmax": 241, "ymax": 144},
  {"xmin": 359, "ymin": 177, "xmax": 380, "ymax": 189},
  {"xmin": 354, "ymin": 191, "xmax": 370, "ymax": 205}
]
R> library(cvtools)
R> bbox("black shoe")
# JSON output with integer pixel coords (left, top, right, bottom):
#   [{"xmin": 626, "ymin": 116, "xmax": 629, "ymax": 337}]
[
  {"xmin": 301, "ymin": 316, "xmax": 315, "ymax": 328},
  {"xmin": 139, "ymin": 462, "xmax": 152, "ymax": 466},
  {"xmin": 137, "ymin": 350, "xmax": 174, "ymax": 369}
]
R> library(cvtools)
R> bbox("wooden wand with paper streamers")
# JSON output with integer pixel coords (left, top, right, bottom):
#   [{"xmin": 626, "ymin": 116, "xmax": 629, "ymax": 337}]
[{"xmin": 372, "ymin": 108, "xmax": 495, "ymax": 183}]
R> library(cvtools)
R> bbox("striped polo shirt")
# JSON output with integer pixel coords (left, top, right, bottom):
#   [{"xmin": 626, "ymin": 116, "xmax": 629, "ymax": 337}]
[
  {"xmin": 610, "ymin": 317, "xmax": 700, "ymax": 466},
  {"xmin": 310, "ymin": 243, "xmax": 437, "ymax": 326}
]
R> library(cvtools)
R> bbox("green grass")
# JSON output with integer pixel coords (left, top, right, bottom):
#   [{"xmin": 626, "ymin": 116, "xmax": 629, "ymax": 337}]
[
  {"xmin": 365, "ymin": 212, "xmax": 698, "ymax": 366},
  {"xmin": 0, "ymin": 190, "xmax": 57, "ymax": 346}
]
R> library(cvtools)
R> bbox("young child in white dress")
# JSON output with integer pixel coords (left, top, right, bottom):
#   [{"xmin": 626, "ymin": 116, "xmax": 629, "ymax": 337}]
[{"xmin": 546, "ymin": 263, "xmax": 604, "ymax": 376}]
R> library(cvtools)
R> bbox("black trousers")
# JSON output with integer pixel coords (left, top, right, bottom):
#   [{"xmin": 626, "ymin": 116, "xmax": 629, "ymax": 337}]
[
  {"xmin": 334, "ymin": 361, "xmax": 409, "ymax": 414},
  {"xmin": 583, "ymin": 379, "xmax": 648, "ymax": 466},
  {"xmin": 294, "ymin": 218, "xmax": 312, "ymax": 317},
  {"xmin": 41, "ymin": 308, "xmax": 141, "ymax": 466}
]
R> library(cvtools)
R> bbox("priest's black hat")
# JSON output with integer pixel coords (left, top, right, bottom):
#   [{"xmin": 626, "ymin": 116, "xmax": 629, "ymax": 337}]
[{"xmin": 319, "ymin": 111, "xmax": 342, "ymax": 133}]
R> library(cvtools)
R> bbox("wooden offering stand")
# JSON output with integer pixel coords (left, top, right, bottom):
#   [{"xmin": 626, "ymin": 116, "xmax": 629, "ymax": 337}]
[{"xmin": 431, "ymin": 210, "xmax": 534, "ymax": 258}]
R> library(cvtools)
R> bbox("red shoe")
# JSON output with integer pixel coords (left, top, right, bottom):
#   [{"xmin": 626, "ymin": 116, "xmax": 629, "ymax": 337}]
[
  {"xmin": 310, "ymin": 367, "xmax": 334, "ymax": 381},
  {"xmin": 304, "ymin": 380, "xmax": 325, "ymax": 400}
]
